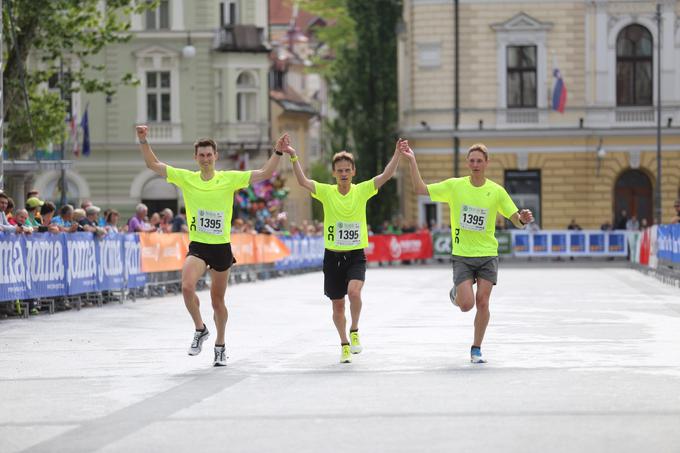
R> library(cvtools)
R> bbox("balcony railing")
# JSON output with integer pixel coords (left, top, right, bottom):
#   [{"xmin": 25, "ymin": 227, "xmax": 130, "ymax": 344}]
[
  {"xmin": 615, "ymin": 107, "xmax": 655, "ymax": 123},
  {"xmin": 213, "ymin": 25, "xmax": 268, "ymax": 52},
  {"xmin": 213, "ymin": 122, "xmax": 269, "ymax": 144},
  {"xmin": 145, "ymin": 122, "xmax": 182, "ymax": 143},
  {"xmin": 506, "ymin": 109, "xmax": 539, "ymax": 124}
]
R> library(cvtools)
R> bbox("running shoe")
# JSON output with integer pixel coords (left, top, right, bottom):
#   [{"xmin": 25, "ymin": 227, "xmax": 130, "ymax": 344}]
[
  {"xmin": 470, "ymin": 347, "xmax": 487, "ymax": 364},
  {"xmin": 349, "ymin": 331, "xmax": 362, "ymax": 354},
  {"xmin": 188, "ymin": 326, "xmax": 210, "ymax": 356},
  {"xmin": 340, "ymin": 344, "xmax": 352, "ymax": 363},
  {"xmin": 213, "ymin": 345, "xmax": 227, "ymax": 366},
  {"xmin": 449, "ymin": 286, "xmax": 457, "ymax": 307}
]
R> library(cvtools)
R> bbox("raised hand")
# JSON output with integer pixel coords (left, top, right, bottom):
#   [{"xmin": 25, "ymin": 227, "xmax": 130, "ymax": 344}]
[
  {"xmin": 519, "ymin": 209, "xmax": 534, "ymax": 224},
  {"xmin": 276, "ymin": 133, "xmax": 296, "ymax": 155},
  {"xmin": 136, "ymin": 125, "xmax": 148, "ymax": 142},
  {"xmin": 399, "ymin": 139, "xmax": 415, "ymax": 161}
]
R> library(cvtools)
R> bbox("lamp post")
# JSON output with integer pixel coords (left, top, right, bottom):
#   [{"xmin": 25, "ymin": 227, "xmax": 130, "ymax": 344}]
[
  {"xmin": 655, "ymin": 3, "xmax": 662, "ymax": 225},
  {"xmin": 453, "ymin": 0, "xmax": 460, "ymax": 177}
]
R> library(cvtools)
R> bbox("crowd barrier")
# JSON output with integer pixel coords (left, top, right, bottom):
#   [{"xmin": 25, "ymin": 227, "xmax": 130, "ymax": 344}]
[{"xmin": 628, "ymin": 224, "xmax": 680, "ymax": 287}]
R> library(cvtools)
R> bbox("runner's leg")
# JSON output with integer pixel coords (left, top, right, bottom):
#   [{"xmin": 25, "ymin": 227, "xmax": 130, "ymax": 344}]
[
  {"xmin": 347, "ymin": 279, "xmax": 364, "ymax": 331},
  {"xmin": 473, "ymin": 278, "xmax": 493, "ymax": 347},
  {"xmin": 332, "ymin": 298, "xmax": 349, "ymax": 344},
  {"xmin": 182, "ymin": 255, "xmax": 208, "ymax": 329},
  {"xmin": 455, "ymin": 279, "xmax": 475, "ymax": 312},
  {"xmin": 209, "ymin": 268, "xmax": 230, "ymax": 345}
]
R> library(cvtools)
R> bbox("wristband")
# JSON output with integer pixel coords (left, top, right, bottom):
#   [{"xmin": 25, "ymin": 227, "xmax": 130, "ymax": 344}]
[
  {"xmin": 139, "ymin": 139, "xmax": 148, "ymax": 145},
  {"xmin": 519, "ymin": 218, "xmax": 526, "ymax": 226},
  {"xmin": 290, "ymin": 155, "xmax": 299, "ymax": 163},
  {"xmin": 275, "ymin": 150, "xmax": 283, "ymax": 156}
]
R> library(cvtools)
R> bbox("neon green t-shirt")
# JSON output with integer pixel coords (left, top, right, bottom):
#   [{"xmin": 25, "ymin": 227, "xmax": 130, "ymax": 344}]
[
  {"xmin": 166, "ymin": 165, "xmax": 251, "ymax": 244},
  {"xmin": 311, "ymin": 179, "xmax": 378, "ymax": 250},
  {"xmin": 427, "ymin": 176, "xmax": 518, "ymax": 257}
]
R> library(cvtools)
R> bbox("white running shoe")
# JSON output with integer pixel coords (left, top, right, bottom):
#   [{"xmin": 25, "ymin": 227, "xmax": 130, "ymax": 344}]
[
  {"xmin": 213, "ymin": 346, "xmax": 227, "ymax": 366},
  {"xmin": 188, "ymin": 327, "xmax": 210, "ymax": 356},
  {"xmin": 449, "ymin": 286, "xmax": 458, "ymax": 307},
  {"xmin": 470, "ymin": 348, "xmax": 487, "ymax": 364}
]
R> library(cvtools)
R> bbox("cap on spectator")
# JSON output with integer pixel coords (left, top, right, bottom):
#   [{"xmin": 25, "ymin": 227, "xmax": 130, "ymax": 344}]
[
  {"xmin": 26, "ymin": 197, "xmax": 44, "ymax": 209},
  {"xmin": 86, "ymin": 205, "xmax": 101, "ymax": 215}
]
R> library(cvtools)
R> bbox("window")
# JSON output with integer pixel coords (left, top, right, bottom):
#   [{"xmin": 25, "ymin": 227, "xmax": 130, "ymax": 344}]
[
  {"xmin": 48, "ymin": 71, "xmax": 73, "ymax": 118},
  {"xmin": 507, "ymin": 46, "xmax": 537, "ymax": 108},
  {"xmin": 220, "ymin": 1, "xmax": 238, "ymax": 26},
  {"xmin": 146, "ymin": 0, "xmax": 170, "ymax": 30},
  {"xmin": 616, "ymin": 24, "xmax": 653, "ymax": 106},
  {"xmin": 236, "ymin": 71, "xmax": 257, "ymax": 122},
  {"xmin": 146, "ymin": 71, "xmax": 171, "ymax": 122},
  {"xmin": 271, "ymin": 69, "xmax": 285, "ymax": 91},
  {"xmin": 505, "ymin": 170, "xmax": 541, "ymax": 227}
]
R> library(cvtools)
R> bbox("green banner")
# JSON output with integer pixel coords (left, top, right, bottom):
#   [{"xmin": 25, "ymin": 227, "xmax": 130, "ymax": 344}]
[{"xmin": 432, "ymin": 230, "xmax": 512, "ymax": 257}]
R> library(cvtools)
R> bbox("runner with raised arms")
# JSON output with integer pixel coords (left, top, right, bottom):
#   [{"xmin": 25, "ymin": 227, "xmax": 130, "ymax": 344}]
[
  {"xmin": 136, "ymin": 125, "xmax": 285, "ymax": 366},
  {"xmin": 400, "ymin": 141, "xmax": 534, "ymax": 364},
  {"xmin": 277, "ymin": 133, "xmax": 404, "ymax": 363}
]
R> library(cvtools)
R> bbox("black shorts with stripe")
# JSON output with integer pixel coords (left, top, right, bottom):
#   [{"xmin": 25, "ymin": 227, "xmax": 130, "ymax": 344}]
[
  {"xmin": 187, "ymin": 241, "xmax": 236, "ymax": 272},
  {"xmin": 322, "ymin": 249, "xmax": 366, "ymax": 300}
]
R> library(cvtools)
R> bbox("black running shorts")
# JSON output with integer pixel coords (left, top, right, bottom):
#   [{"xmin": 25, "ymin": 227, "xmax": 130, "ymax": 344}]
[
  {"xmin": 187, "ymin": 241, "xmax": 236, "ymax": 272},
  {"xmin": 451, "ymin": 255, "xmax": 498, "ymax": 287},
  {"xmin": 323, "ymin": 249, "xmax": 367, "ymax": 300}
]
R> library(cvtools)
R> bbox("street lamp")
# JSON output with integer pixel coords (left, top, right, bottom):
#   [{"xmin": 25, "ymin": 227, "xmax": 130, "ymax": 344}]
[
  {"xmin": 182, "ymin": 32, "xmax": 196, "ymax": 59},
  {"xmin": 596, "ymin": 138, "xmax": 606, "ymax": 176},
  {"xmin": 655, "ymin": 3, "xmax": 662, "ymax": 225}
]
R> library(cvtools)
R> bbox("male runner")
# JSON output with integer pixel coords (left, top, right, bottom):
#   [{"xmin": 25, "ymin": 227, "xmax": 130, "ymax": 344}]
[
  {"xmin": 136, "ymin": 125, "xmax": 284, "ymax": 366},
  {"xmin": 278, "ymin": 133, "xmax": 403, "ymax": 363},
  {"xmin": 401, "ymin": 141, "xmax": 533, "ymax": 363}
]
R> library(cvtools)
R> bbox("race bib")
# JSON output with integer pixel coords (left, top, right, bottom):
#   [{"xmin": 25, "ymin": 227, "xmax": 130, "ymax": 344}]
[
  {"xmin": 335, "ymin": 221, "xmax": 361, "ymax": 246},
  {"xmin": 196, "ymin": 209, "xmax": 225, "ymax": 235},
  {"xmin": 459, "ymin": 205, "xmax": 488, "ymax": 231}
]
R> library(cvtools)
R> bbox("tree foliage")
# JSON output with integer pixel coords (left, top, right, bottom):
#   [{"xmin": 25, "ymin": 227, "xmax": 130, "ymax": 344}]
[
  {"xmin": 300, "ymin": 0, "xmax": 402, "ymax": 228},
  {"xmin": 2, "ymin": 0, "xmax": 155, "ymax": 157}
]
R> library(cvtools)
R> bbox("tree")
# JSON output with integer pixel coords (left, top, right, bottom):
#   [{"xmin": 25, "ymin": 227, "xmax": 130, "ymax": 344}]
[
  {"xmin": 300, "ymin": 0, "xmax": 402, "ymax": 228},
  {"xmin": 2, "ymin": 0, "xmax": 155, "ymax": 157}
]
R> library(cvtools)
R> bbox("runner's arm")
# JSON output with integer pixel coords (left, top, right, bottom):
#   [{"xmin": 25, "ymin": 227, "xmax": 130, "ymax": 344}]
[
  {"xmin": 374, "ymin": 139, "xmax": 404, "ymax": 190},
  {"xmin": 278, "ymin": 133, "xmax": 315, "ymax": 193},
  {"xmin": 509, "ymin": 209, "xmax": 534, "ymax": 229},
  {"xmin": 136, "ymin": 125, "xmax": 167, "ymax": 178},
  {"xmin": 250, "ymin": 148, "xmax": 283, "ymax": 184},
  {"xmin": 400, "ymin": 140, "xmax": 429, "ymax": 196}
]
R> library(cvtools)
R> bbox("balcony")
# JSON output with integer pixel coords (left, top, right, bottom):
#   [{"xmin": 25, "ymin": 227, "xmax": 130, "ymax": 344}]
[
  {"xmin": 213, "ymin": 25, "xmax": 268, "ymax": 53},
  {"xmin": 145, "ymin": 122, "xmax": 182, "ymax": 143},
  {"xmin": 614, "ymin": 107, "xmax": 655, "ymax": 124},
  {"xmin": 213, "ymin": 122, "xmax": 269, "ymax": 146}
]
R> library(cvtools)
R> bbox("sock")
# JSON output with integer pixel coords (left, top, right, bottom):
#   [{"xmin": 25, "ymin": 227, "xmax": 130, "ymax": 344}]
[
  {"xmin": 350, "ymin": 329, "xmax": 358, "ymax": 333},
  {"xmin": 341, "ymin": 342, "xmax": 350, "ymax": 346},
  {"xmin": 215, "ymin": 344, "xmax": 225, "ymax": 348},
  {"xmin": 471, "ymin": 345, "xmax": 481, "ymax": 352},
  {"xmin": 196, "ymin": 323, "xmax": 206, "ymax": 332}
]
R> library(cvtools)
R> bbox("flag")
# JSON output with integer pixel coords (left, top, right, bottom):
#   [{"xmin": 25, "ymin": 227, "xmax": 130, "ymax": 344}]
[
  {"xmin": 81, "ymin": 105, "xmax": 90, "ymax": 156},
  {"xmin": 552, "ymin": 68, "xmax": 567, "ymax": 113},
  {"xmin": 70, "ymin": 113, "xmax": 80, "ymax": 157}
]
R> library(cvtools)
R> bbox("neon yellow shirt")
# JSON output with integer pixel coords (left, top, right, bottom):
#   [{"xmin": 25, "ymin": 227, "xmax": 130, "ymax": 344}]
[
  {"xmin": 428, "ymin": 176, "xmax": 518, "ymax": 257},
  {"xmin": 311, "ymin": 179, "xmax": 378, "ymax": 250},
  {"xmin": 166, "ymin": 165, "xmax": 251, "ymax": 244}
]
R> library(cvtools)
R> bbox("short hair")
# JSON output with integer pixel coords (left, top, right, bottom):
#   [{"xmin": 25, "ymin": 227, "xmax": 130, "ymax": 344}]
[
  {"xmin": 194, "ymin": 138, "xmax": 218, "ymax": 154},
  {"xmin": 0, "ymin": 192, "xmax": 8, "ymax": 201},
  {"xmin": 332, "ymin": 151, "xmax": 355, "ymax": 170},
  {"xmin": 467, "ymin": 143, "xmax": 489, "ymax": 160},
  {"xmin": 59, "ymin": 204, "xmax": 74, "ymax": 216},
  {"xmin": 136, "ymin": 203, "xmax": 148, "ymax": 213},
  {"xmin": 40, "ymin": 202, "xmax": 56, "ymax": 216},
  {"xmin": 161, "ymin": 208, "xmax": 173, "ymax": 217}
]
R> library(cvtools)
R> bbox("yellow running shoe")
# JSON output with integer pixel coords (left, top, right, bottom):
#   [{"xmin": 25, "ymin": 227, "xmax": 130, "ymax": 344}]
[
  {"xmin": 349, "ymin": 331, "xmax": 362, "ymax": 354},
  {"xmin": 340, "ymin": 344, "xmax": 352, "ymax": 363}
]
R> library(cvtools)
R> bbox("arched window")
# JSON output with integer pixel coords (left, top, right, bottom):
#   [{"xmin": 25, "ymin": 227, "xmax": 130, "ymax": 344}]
[
  {"xmin": 141, "ymin": 176, "xmax": 178, "ymax": 215},
  {"xmin": 616, "ymin": 24, "xmax": 653, "ymax": 106},
  {"xmin": 236, "ymin": 71, "xmax": 257, "ymax": 122}
]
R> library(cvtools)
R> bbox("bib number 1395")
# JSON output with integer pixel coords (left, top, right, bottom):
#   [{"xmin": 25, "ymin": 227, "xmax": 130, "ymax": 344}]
[
  {"xmin": 459, "ymin": 205, "xmax": 488, "ymax": 231},
  {"xmin": 197, "ymin": 209, "xmax": 225, "ymax": 235},
  {"xmin": 335, "ymin": 221, "xmax": 361, "ymax": 246}
]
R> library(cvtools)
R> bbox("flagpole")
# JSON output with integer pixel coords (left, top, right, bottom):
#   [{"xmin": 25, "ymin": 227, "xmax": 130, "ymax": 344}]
[{"xmin": 655, "ymin": 3, "xmax": 662, "ymax": 225}]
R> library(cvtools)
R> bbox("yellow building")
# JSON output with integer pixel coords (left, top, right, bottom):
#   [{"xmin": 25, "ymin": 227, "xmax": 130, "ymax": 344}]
[{"xmin": 398, "ymin": 0, "xmax": 680, "ymax": 230}]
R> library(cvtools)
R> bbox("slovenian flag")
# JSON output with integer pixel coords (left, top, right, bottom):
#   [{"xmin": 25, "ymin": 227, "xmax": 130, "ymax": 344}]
[{"xmin": 552, "ymin": 68, "xmax": 567, "ymax": 113}]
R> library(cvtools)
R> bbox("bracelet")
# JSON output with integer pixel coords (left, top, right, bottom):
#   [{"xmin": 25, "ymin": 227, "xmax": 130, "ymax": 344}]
[
  {"xmin": 139, "ymin": 139, "xmax": 148, "ymax": 145},
  {"xmin": 275, "ymin": 150, "xmax": 283, "ymax": 156},
  {"xmin": 519, "ymin": 219, "xmax": 526, "ymax": 226},
  {"xmin": 290, "ymin": 155, "xmax": 299, "ymax": 163}
]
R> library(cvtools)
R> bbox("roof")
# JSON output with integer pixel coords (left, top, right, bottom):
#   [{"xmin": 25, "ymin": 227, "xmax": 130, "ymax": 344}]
[
  {"xmin": 270, "ymin": 88, "xmax": 317, "ymax": 115},
  {"xmin": 269, "ymin": 0, "xmax": 324, "ymax": 30}
]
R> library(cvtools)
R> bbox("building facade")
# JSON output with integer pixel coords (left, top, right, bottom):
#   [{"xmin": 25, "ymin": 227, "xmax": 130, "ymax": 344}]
[
  {"xmin": 30, "ymin": 0, "xmax": 271, "ymax": 219},
  {"xmin": 398, "ymin": 0, "xmax": 680, "ymax": 230}
]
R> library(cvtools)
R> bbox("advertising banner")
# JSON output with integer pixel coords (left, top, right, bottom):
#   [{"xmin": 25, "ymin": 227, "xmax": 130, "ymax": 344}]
[
  {"xmin": 123, "ymin": 234, "xmax": 146, "ymax": 289},
  {"xmin": 0, "ymin": 233, "xmax": 29, "ymax": 301},
  {"xmin": 25, "ymin": 232, "xmax": 67, "ymax": 299},
  {"xmin": 139, "ymin": 233, "xmax": 189, "ymax": 272},
  {"xmin": 66, "ymin": 232, "xmax": 99, "ymax": 295},
  {"xmin": 365, "ymin": 232, "xmax": 433, "ymax": 262},
  {"xmin": 97, "ymin": 233, "xmax": 125, "ymax": 292}
]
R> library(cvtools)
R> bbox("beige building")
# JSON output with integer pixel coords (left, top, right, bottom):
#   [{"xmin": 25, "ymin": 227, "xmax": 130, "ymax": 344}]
[{"xmin": 398, "ymin": 0, "xmax": 680, "ymax": 229}]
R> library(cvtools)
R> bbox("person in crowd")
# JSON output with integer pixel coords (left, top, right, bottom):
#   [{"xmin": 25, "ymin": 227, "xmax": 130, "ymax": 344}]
[
  {"xmin": 640, "ymin": 218, "xmax": 648, "ymax": 229},
  {"xmin": 5, "ymin": 196, "xmax": 15, "ymax": 222},
  {"xmin": 128, "ymin": 203, "xmax": 155, "ymax": 233},
  {"xmin": 52, "ymin": 204, "xmax": 79, "ymax": 232},
  {"xmin": 670, "ymin": 199, "xmax": 680, "ymax": 224},
  {"xmin": 25, "ymin": 198, "xmax": 43, "ymax": 228},
  {"xmin": 37, "ymin": 202, "xmax": 60, "ymax": 233},
  {"xmin": 0, "ymin": 192, "xmax": 18, "ymax": 233},
  {"xmin": 401, "ymin": 141, "xmax": 533, "ymax": 364},
  {"xmin": 600, "ymin": 220, "xmax": 612, "ymax": 231},
  {"xmin": 105, "ymin": 209, "xmax": 121, "ymax": 233},
  {"xmin": 172, "ymin": 206, "xmax": 188, "ymax": 232},
  {"xmin": 281, "ymin": 132, "xmax": 403, "ymax": 363},
  {"xmin": 615, "ymin": 209, "xmax": 629, "ymax": 230},
  {"xmin": 79, "ymin": 206, "xmax": 106, "ymax": 235},
  {"xmin": 10, "ymin": 209, "xmax": 34, "ymax": 234},
  {"xmin": 149, "ymin": 212, "xmax": 162, "ymax": 232},
  {"xmin": 626, "ymin": 216, "xmax": 640, "ymax": 231},
  {"xmin": 159, "ymin": 208, "xmax": 174, "ymax": 233},
  {"xmin": 136, "ymin": 124, "xmax": 284, "ymax": 367},
  {"xmin": 567, "ymin": 219, "xmax": 582, "ymax": 230}
]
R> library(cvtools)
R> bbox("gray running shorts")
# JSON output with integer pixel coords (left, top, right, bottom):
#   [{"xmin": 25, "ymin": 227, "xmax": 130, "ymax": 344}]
[{"xmin": 451, "ymin": 255, "xmax": 499, "ymax": 287}]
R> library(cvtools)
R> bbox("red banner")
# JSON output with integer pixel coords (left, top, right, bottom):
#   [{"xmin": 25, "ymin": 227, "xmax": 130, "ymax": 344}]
[{"xmin": 365, "ymin": 232, "xmax": 433, "ymax": 262}]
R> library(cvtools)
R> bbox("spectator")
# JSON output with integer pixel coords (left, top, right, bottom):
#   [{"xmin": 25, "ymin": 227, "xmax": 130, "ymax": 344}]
[
  {"xmin": 10, "ymin": 209, "xmax": 33, "ymax": 234},
  {"xmin": 72, "ymin": 208, "xmax": 87, "ymax": 225},
  {"xmin": 172, "ymin": 206, "xmax": 188, "ymax": 232},
  {"xmin": 600, "ymin": 220, "xmax": 612, "ymax": 231},
  {"xmin": 79, "ymin": 206, "xmax": 105, "ymax": 235},
  {"xmin": 567, "ymin": 219, "xmax": 582, "ymax": 230},
  {"xmin": 159, "ymin": 208, "xmax": 174, "ymax": 233},
  {"xmin": 52, "ymin": 204, "xmax": 79, "ymax": 232},
  {"xmin": 127, "ymin": 203, "xmax": 154, "ymax": 232},
  {"xmin": 5, "ymin": 196, "xmax": 15, "ymax": 222},
  {"xmin": 149, "ymin": 212, "xmax": 162, "ymax": 231},
  {"xmin": 640, "ymin": 218, "xmax": 649, "ymax": 229},
  {"xmin": 25, "ymin": 197, "xmax": 43, "ymax": 228},
  {"xmin": 26, "ymin": 189, "xmax": 40, "ymax": 199},
  {"xmin": 80, "ymin": 199, "xmax": 92, "ymax": 210},
  {"xmin": 626, "ymin": 216, "xmax": 640, "ymax": 231},
  {"xmin": 37, "ymin": 202, "xmax": 60, "ymax": 233},
  {"xmin": 670, "ymin": 199, "xmax": 680, "ymax": 224},
  {"xmin": 0, "ymin": 192, "xmax": 18, "ymax": 233},
  {"xmin": 105, "ymin": 209, "xmax": 121, "ymax": 233},
  {"xmin": 615, "ymin": 209, "xmax": 628, "ymax": 230}
]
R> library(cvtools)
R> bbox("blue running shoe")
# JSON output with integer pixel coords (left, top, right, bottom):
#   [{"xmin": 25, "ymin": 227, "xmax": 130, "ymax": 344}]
[{"xmin": 470, "ymin": 347, "xmax": 487, "ymax": 364}]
